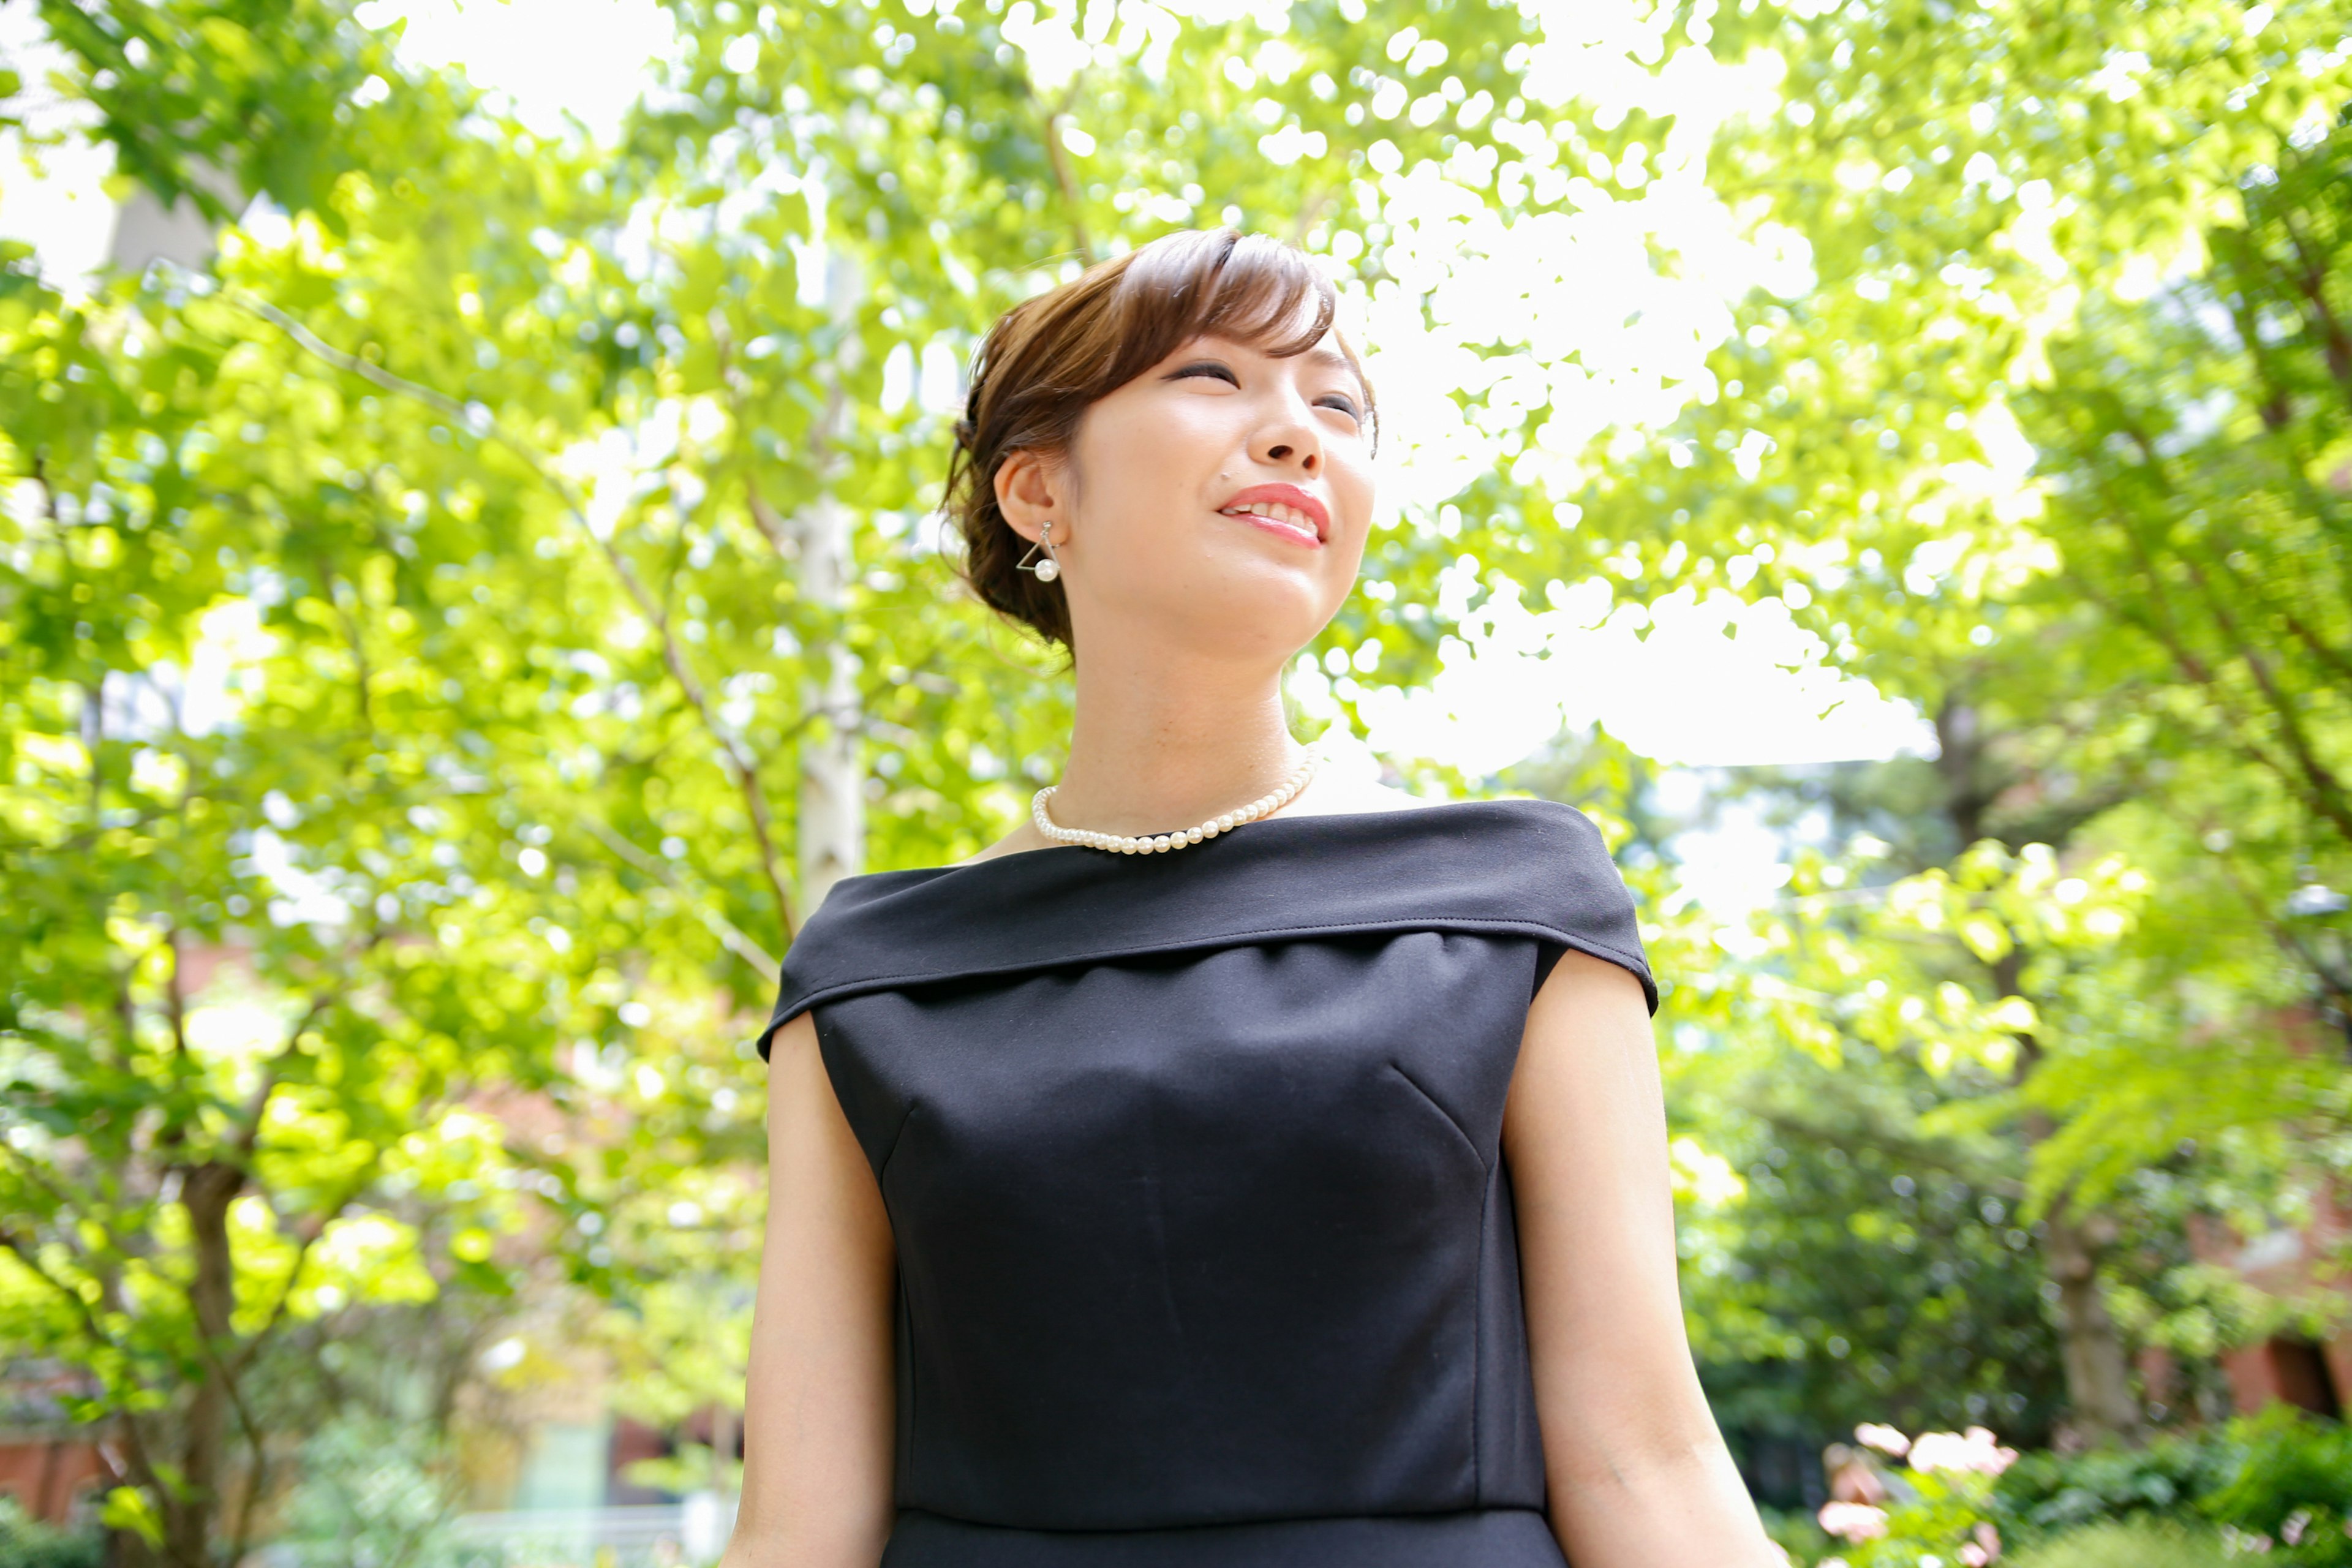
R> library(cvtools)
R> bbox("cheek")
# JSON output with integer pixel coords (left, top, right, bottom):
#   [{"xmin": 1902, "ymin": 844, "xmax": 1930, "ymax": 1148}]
[
  {"xmin": 1070, "ymin": 408, "xmax": 1226, "ymax": 548},
  {"xmin": 1328, "ymin": 453, "xmax": 1379, "ymax": 544}
]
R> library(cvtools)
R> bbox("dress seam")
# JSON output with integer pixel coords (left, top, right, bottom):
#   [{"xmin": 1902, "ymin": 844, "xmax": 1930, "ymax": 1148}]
[
  {"xmin": 1472, "ymin": 1156, "xmax": 1491, "ymax": 1506},
  {"xmin": 876, "ymin": 1102, "xmax": 921, "ymax": 1494},
  {"xmin": 889, "ymin": 1502, "xmax": 1553, "ymax": 1534},
  {"xmin": 768, "ymin": 917, "xmax": 1653, "ymax": 1035},
  {"xmin": 1384, "ymin": 1061, "xmax": 1487, "ymax": 1172}
]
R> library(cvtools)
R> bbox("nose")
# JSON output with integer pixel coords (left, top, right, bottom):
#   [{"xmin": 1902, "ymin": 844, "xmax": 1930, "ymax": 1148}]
[{"xmin": 1257, "ymin": 407, "xmax": 1321, "ymax": 476}]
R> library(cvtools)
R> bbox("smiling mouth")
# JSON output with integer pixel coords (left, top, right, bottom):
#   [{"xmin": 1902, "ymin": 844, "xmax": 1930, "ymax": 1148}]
[{"xmin": 1218, "ymin": 500, "xmax": 1323, "ymax": 545}]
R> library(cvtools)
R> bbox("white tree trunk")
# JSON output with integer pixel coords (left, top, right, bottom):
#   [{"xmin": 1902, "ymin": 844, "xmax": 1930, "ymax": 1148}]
[
  {"xmin": 797, "ymin": 488, "xmax": 862, "ymax": 910},
  {"xmin": 795, "ymin": 250, "xmax": 864, "ymax": 912},
  {"xmin": 108, "ymin": 160, "xmax": 243, "ymax": 272}
]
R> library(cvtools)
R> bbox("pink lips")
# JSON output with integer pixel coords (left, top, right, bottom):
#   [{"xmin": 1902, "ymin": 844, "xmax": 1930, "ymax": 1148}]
[{"xmin": 1216, "ymin": 483, "xmax": 1329, "ymax": 548}]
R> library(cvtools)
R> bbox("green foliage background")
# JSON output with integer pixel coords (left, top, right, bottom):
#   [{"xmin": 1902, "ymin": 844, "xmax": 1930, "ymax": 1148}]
[{"xmin": 6, "ymin": 0, "xmax": 2352, "ymax": 1560}]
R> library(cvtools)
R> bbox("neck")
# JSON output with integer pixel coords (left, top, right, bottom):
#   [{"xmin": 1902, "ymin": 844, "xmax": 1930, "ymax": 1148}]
[{"xmin": 1050, "ymin": 639, "xmax": 1309, "ymax": 837}]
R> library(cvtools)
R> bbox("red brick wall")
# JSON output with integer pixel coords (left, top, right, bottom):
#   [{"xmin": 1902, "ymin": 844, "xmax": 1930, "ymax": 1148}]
[{"xmin": 0, "ymin": 1438, "xmax": 107, "ymax": 1525}]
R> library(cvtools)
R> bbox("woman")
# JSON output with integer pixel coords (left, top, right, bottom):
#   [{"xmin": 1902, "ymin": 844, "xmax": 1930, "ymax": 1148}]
[{"xmin": 725, "ymin": 229, "xmax": 1779, "ymax": 1567}]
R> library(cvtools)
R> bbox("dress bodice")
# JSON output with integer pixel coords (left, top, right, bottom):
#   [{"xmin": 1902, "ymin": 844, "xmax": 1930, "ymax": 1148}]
[{"xmin": 756, "ymin": 799, "xmax": 1656, "ymax": 1567}]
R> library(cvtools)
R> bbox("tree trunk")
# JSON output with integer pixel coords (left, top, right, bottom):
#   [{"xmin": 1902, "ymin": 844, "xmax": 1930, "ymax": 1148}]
[
  {"xmin": 2037, "ymin": 1193, "xmax": 2145, "ymax": 1443},
  {"xmin": 1947, "ymin": 699, "xmax": 2144, "ymax": 1447},
  {"xmin": 1999, "ymin": 972, "xmax": 2146, "ymax": 1446},
  {"xmin": 169, "ymin": 1159, "xmax": 246, "ymax": 1568},
  {"xmin": 796, "ymin": 249, "xmax": 865, "ymax": 911},
  {"xmin": 797, "ymin": 490, "xmax": 863, "ymax": 909},
  {"xmin": 709, "ymin": 1403, "xmax": 738, "ymax": 1494}
]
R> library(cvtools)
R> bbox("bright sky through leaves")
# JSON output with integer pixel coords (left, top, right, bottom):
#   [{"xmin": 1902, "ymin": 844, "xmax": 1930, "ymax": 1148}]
[{"xmin": 0, "ymin": 0, "xmax": 1945, "ymax": 773}]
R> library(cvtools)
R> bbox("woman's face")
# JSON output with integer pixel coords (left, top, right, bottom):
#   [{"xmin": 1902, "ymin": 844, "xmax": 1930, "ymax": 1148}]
[{"xmin": 998, "ymin": 322, "xmax": 1376, "ymax": 668}]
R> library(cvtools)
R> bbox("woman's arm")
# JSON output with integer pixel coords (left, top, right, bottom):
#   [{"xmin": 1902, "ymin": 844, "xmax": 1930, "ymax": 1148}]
[
  {"xmin": 722, "ymin": 1011, "xmax": 897, "ymax": 1568},
  {"xmin": 1503, "ymin": 950, "xmax": 1780, "ymax": 1568}
]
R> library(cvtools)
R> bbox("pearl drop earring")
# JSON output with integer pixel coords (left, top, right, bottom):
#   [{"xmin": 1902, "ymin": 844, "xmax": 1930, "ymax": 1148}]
[{"xmin": 1016, "ymin": 524, "xmax": 1063, "ymax": 584}]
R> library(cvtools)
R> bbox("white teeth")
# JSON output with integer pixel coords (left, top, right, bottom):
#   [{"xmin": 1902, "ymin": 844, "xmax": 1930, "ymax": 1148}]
[{"xmin": 1221, "ymin": 501, "xmax": 1317, "ymax": 536}]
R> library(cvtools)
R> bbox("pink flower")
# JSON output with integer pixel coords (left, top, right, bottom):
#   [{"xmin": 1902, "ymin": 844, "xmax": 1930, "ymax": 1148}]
[
  {"xmin": 1958, "ymin": 1521, "xmax": 2002, "ymax": 1564},
  {"xmin": 1818, "ymin": 1502, "xmax": 1890, "ymax": 1543},
  {"xmin": 1909, "ymin": 1426, "xmax": 2019, "ymax": 1477},
  {"xmin": 1856, "ymin": 1422, "xmax": 1911, "ymax": 1457},
  {"xmin": 2285, "ymin": 1510, "xmax": 2311, "ymax": 1545}
]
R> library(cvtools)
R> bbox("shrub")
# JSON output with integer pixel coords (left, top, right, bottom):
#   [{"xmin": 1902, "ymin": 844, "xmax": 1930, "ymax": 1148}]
[
  {"xmin": 2199, "ymin": 1407, "xmax": 2352, "ymax": 1566},
  {"xmin": 0, "ymin": 1501, "xmax": 102, "ymax": 1568},
  {"xmin": 2005, "ymin": 1518, "xmax": 2229, "ymax": 1568},
  {"xmin": 1761, "ymin": 1506, "xmax": 1835, "ymax": 1564},
  {"xmin": 1809, "ymin": 1424, "xmax": 2016, "ymax": 1567},
  {"xmin": 1792, "ymin": 1410, "xmax": 2352, "ymax": 1567},
  {"xmin": 1993, "ymin": 1429, "xmax": 2236, "ymax": 1537}
]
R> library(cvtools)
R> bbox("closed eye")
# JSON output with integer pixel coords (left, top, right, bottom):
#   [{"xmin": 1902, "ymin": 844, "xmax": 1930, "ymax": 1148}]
[{"xmin": 1171, "ymin": 362, "xmax": 1364, "ymax": 423}]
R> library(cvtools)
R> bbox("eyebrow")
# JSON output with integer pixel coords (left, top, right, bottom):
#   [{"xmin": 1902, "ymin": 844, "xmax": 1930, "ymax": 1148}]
[{"xmin": 1293, "ymin": 343, "xmax": 1371, "ymax": 401}]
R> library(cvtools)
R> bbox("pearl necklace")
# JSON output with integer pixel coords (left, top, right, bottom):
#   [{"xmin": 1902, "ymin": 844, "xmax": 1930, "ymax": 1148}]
[{"xmin": 1031, "ymin": 750, "xmax": 1320, "ymax": 854}]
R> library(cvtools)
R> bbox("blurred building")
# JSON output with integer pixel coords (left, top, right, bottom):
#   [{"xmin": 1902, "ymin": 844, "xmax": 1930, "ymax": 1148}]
[
  {"xmin": 2189, "ymin": 1185, "xmax": 2352, "ymax": 1419},
  {"xmin": 2184, "ymin": 1001, "xmax": 2352, "ymax": 1420},
  {"xmin": 0, "ymin": 1362, "xmax": 107, "ymax": 1525}
]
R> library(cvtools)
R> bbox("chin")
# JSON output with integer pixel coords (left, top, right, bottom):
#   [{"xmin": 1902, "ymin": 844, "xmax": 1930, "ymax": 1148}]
[{"xmin": 1174, "ymin": 570, "xmax": 1344, "ymax": 658}]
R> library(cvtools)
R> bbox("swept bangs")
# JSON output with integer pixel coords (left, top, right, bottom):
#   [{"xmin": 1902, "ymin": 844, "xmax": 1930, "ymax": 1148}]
[{"xmin": 1098, "ymin": 230, "xmax": 1364, "ymax": 403}]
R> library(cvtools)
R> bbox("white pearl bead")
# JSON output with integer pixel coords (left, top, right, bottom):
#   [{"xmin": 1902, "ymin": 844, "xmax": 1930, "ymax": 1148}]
[{"xmin": 1031, "ymin": 752, "xmax": 1321, "ymax": 852}]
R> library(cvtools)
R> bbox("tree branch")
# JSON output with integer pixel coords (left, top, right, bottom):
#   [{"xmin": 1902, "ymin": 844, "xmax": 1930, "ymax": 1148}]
[
  {"xmin": 226, "ymin": 1164, "xmax": 377, "ymax": 1381},
  {"xmin": 0, "ymin": 1212, "xmax": 164, "ymax": 1509},
  {"xmin": 574, "ymin": 813, "xmax": 780, "ymax": 980},
  {"xmin": 231, "ymin": 993, "xmax": 334, "ymax": 1163},
  {"xmin": 225, "ymin": 285, "xmax": 801, "ymax": 943},
  {"xmin": 1744, "ymin": 1105, "xmax": 2027, "ymax": 1201},
  {"xmin": 2275, "ymin": 210, "xmax": 2352, "ymax": 409},
  {"xmin": 1037, "ymin": 81, "xmax": 1096, "ymax": 266},
  {"xmin": 320, "ymin": 558, "xmax": 376, "ymax": 737},
  {"xmin": 2175, "ymin": 551, "xmax": 2352, "ymax": 842}
]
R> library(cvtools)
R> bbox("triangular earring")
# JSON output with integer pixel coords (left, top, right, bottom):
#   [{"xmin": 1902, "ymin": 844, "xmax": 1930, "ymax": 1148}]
[{"xmin": 1016, "ymin": 527, "xmax": 1062, "ymax": 583}]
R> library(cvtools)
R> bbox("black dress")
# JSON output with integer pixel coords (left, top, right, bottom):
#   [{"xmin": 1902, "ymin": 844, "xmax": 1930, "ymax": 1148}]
[{"xmin": 754, "ymin": 798, "xmax": 1658, "ymax": 1567}]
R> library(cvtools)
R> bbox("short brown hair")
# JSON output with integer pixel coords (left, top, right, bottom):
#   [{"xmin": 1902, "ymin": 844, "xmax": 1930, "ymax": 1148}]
[{"xmin": 944, "ymin": 229, "xmax": 1374, "ymax": 650}]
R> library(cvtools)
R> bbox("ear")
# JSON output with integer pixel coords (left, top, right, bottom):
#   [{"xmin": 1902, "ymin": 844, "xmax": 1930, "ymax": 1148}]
[{"xmin": 994, "ymin": 448, "xmax": 1066, "ymax": 544}]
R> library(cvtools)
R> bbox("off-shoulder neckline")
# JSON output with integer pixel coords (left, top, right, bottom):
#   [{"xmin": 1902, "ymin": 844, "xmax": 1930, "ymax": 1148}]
[{"xmin": 755, "ymin": 794, "xmax": 1654, "ymax": 1053}]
